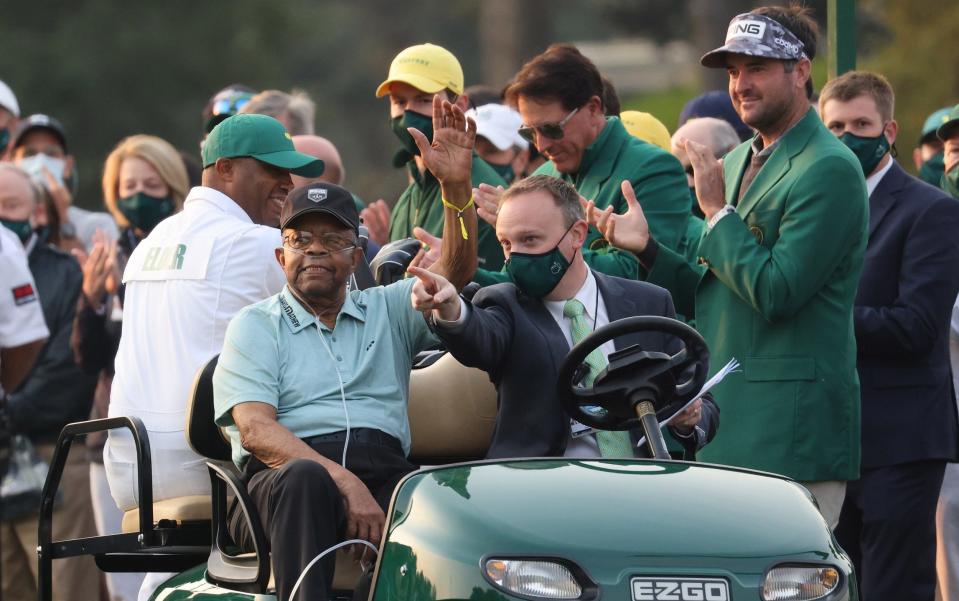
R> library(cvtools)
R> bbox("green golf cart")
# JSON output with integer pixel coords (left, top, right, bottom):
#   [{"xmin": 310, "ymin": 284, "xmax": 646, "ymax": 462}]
[{"xmin": 37, "ymin": 310, "xmax": 857, "ymax": 601}]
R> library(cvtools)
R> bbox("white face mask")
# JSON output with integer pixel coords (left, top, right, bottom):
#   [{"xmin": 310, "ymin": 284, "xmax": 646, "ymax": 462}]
[{"xmin": 17, "ymin": 153, "xmax": 66, "ymax": 188}]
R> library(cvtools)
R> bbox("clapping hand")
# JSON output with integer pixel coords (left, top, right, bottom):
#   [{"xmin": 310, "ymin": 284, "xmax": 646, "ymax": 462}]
[
  {"xmin": 72, "ymin": 229, "xmax": 120, "ymax": 312},
  {"xmin": 473, "ymin": 183, "xmax": 504, "ymax": 227},
  {"xmin": 682, "ymin": 138, "xmax": 726, "ymax": 219},
  {"xmin": 579, "ymin": 180, "xmax": 651, "ymax": 253},
  {"xmin": 408, "ymin": 227, "xmax": 442, "ymax": 271},
  {"xmin": 359, "ymin": 200, "xmax": 391, "ymax": 246}
]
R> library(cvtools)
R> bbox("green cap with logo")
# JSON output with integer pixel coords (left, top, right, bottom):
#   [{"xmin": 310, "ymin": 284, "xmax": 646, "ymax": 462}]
[
  {"xmin": 201, "ymin": 114, "xmax": 325, "ymax": 177},
  {"xmin": 936, "ymin": 104, "xmax": 959, "ymax": 143}
]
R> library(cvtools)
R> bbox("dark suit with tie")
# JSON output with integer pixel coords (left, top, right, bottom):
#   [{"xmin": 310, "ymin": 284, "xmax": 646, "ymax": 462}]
[
  {"xmin": 434, "ymin": 271, "xmax": 718, "ymax": 459},
  {"xmin": 835, "ymin": 161, "xmax": 959, "ymax": 601}
]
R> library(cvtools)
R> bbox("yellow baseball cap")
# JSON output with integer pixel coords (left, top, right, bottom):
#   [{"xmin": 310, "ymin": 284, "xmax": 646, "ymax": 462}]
[
  {"xmin": 620, "ymin": 111, "xmax": 671, "ymax": 152},
  {"xmin": 375, "ymin": 43, "xmax": 464, "ymax": 98}
]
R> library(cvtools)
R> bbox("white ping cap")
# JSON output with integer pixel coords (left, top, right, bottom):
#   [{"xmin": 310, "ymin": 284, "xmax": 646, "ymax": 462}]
[
  {"xmin": 0, "ymin": 80, "xmax": 20, "ymax": 118},
  {"xmin": 466, "ymin": 103, "xmax": 528, "ymax": 152}
]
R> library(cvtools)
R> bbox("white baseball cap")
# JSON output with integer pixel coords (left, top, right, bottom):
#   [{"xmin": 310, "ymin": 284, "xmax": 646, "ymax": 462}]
[
  {"xmin": 0, "ymin": 80, "xmax": 20, "ymax": 118},
  {"xmin": 466, "ymin": 104, "xmax": 528, "ymax": 152}
]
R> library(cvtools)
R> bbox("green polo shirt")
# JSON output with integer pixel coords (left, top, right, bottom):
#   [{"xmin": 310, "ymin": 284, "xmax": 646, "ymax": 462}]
[
  {"xmin": 213, "ymin": 280, "xmax": 438, "ymax": 469},
  {"xmin": 389, "ymin": 154, "xmax": 507, "ymax": 272}
]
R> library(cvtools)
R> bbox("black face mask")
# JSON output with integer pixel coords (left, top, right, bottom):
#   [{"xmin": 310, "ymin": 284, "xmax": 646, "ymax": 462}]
[
  {"xmin": 1, "ymin": 219, "xmax": 32, "ymax": 242},
  {"xmin": 919, "ymin": 151, "xmax": 945, "ymax": 187},
  {"xmin": 390, "ymin": 110, "xmax": 433, "ymax": 158},
  {"xmin": 488, "ymin": 161, "xmax": 515, "ymax": 184}
]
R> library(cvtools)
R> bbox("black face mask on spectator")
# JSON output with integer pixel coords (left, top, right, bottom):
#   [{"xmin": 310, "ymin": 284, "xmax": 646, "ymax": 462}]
[{"xmin": 1, "ymin": 219, "xmax": 32, "ymax": 242}]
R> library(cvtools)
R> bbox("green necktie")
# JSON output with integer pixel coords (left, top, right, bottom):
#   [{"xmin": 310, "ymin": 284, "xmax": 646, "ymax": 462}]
[{"xmin": 563, "ymin": 299, "xmax": 634, "ymax": 457}]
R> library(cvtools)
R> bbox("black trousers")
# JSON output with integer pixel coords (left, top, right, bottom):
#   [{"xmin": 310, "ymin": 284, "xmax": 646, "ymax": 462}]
[
  {"xmin": 229, "ymin": 429, "xmax": 416, "ymax": 601},
  {"xmin": 835, "ymin": 460, "xmax": 946, "ymax": 601}
]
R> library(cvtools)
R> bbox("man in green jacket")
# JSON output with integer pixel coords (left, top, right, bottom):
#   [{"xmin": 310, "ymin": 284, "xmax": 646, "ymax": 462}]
[
  {"xmin": 583, "ymin": 6, "xmax": 867, "ymax": 529},
  {"xmin": 362, "ymin": 43, "xmax": 507, "ymax": 272},
  {"xmin": 468, "ymin": 44, "xmax": 691, "ymax": 286}
]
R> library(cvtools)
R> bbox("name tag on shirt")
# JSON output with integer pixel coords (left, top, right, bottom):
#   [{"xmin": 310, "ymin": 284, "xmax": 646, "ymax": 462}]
[{"xmin": 123, "ymin": 237, "xmax": 214, "ymax": 282}]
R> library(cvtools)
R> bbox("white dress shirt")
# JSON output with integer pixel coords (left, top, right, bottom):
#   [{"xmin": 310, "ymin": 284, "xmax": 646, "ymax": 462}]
[
  {"xmin": 543, "ymin": 271, "xmax": 612, "ymax": 458},
  {"xmin": 865, "ymin": 156, "xmax": 895, "ymax": 198}
]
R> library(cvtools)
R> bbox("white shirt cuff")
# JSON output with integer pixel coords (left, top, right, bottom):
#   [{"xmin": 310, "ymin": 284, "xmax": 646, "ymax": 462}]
[
  {"xmin": 706, "ymin": 205, "xmax": 736, "ymax": 231},
  {"xmin": 433, "ymin": 296, "xmax": 469, "ymax": 331}
]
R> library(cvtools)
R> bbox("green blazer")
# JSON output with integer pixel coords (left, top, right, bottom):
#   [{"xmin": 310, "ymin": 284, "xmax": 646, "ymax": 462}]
[
  {"xmin": 648, "ymin": 109, "xmax": 868, "ymax": 481},
  {"xmin": 473, "ymin": 117, "xmax": 690, "ymax": 286}
]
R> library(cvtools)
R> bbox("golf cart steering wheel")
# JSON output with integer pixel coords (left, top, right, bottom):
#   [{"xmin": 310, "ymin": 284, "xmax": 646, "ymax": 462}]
[{"xmin": 557, "ymin": 316, "xmax": 709, "ymax": 432}]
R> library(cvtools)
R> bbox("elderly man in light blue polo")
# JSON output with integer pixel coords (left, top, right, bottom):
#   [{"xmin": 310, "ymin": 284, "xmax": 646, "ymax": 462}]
[{"xmin": 212, "ymin": 96, "xmax": 478, "ymax": 601}]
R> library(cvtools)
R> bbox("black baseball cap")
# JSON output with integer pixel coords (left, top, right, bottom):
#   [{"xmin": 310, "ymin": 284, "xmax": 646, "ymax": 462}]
[
  {"xmin": 13, "ymin": 114, "xmax": 68, "ymax": 152},
  {"xmin": 281, "ymin": 182, "xmax": 359, "ymax": 232}
]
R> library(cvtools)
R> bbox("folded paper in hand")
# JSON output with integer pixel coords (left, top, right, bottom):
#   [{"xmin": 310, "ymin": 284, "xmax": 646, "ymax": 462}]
[{"xmin": 635, "ymin": 357, "xmax": 741, "ymax": 448}]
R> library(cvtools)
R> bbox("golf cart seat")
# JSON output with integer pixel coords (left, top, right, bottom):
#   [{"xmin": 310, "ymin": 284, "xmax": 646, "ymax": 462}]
[
  {"xmin": 120, "ymin": 495, "xmax": 211, "ymax": 532},
  {"xmin": 125, "ymin": 355, "xmax": 364, "ymax": 593},
  {"xmin": 408, "ymin": 351, "xmax": 497, "ymax": 462}
]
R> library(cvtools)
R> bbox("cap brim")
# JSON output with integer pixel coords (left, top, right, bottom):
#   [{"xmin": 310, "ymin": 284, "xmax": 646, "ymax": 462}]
[
  {"xmin": 477, "ymin": 129, "xmax": 514, "ymax": 152},
  {"xmin": 14, "ymin": 125, "xmax": 67, "ymax": 151},
  {"xmin": 281, "ymin": 207, "xmax": 357, "ymax": 232},
  {"xmin": 254, "ymin": 149, "xmax": 325, "ymax": 177},
  {"xmin": 700, "ymin": 42, "xmax": 787, "ymax": 68},
  {"xmin": 375, "ymin": 73, "xmax": 446, "ymax": 98},
  {"xmin": 937, "ymin": 119, "xmax": 959, "ymax": 142}
]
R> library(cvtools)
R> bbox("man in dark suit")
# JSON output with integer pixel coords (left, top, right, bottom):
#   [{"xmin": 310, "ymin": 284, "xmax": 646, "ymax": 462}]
[
  {"xmin": 408, "ymin": 174, "xmax": 718, "ymax": 459},
  {"xmin": 820, "ymin": 71, "xmax": 959, "ymax": 601}
]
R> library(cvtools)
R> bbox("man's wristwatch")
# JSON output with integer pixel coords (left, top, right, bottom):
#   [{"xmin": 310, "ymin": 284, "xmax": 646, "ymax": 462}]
[{"xmin": 706, "ymin": 205, "xmax": 736, "ymax": 230}]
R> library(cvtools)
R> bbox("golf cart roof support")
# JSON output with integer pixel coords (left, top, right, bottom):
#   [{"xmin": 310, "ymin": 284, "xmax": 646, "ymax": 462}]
[{"xmin": 828, "ymin": 0, "xmax": 857, "ymax": 78}]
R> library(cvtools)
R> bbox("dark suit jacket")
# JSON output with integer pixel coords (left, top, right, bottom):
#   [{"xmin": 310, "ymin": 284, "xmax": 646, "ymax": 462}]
[
  {"xmin": 855, "ymin": 161, "xmax": 959, "ymax": 468},
  {"xmin": 8, "ymin": 239, "xmax": 97, "ymax": 441},
  {"xmin": 435, "ymin": 271, "xmax": 718, "ymax": 459}
]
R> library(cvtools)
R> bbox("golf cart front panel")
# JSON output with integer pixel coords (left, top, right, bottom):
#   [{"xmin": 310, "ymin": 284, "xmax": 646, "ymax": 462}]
[{"xmin": 373, "ymin": 459, "xmax": 855, "ymax": 601}]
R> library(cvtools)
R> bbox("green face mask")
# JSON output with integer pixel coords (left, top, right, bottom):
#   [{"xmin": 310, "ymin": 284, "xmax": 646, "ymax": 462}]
[
  {"xmin": 117, "ymin": 192, "xmax": 174, "ymax": 233},
  {"xmin": 839, "ymin": 129, "xmax": 891, "ymax": 176},
  {"xmin": 390, "ymin": 110, "xmax": 433, "ymax": 158},
  {"xmin": 0, "ymin": 128, "xmax": 9, "ymax": 150},
  {"xmin": 488, "ymin": 161, "xmax": 515, "ymax": 184},
  {"xmin": 942, "ymin": 163, "xmax": 959, "ymax": 199},
  {"xmin": 1, "ymin": 219, "xmax": 33, "ymax": 243},
  {"xmin": 919, "ymin": 151, "xmax": 945, "ymax": 187},
  {"xmin": 505, "ymin": 223, "xmax": 575, "ymax": 298}
]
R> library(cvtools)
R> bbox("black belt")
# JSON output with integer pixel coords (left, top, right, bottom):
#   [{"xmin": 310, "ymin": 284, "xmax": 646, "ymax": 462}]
[
  {"xmin": 303, "ymin": 428, "xmax": 402, "ymax": 453},
  {"xmin": 244, "ymin": 428, "xmax": 402, "ymax": 479}
]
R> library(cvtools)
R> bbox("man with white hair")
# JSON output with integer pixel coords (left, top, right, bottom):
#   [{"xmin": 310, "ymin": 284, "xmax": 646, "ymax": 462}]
[
  {"xmin": 671, "ymin": 117, "xmax": 741, "ymax": 218},
  {"xmin": 240, "ymin": 89, "xmax": 316, "ymax": 136}
]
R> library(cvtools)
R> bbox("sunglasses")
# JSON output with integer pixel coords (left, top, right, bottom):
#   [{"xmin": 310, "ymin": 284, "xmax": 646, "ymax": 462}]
[
  {"xmin": 211, "ymin": 94, "xmax": 253, "ymax": 117},
  {"xmin": 283, "ymin": 231, "xmax": 357, "ymax": 254},
  {"xmin": 517, "ymin": 107, "xmax": 580, "ymax": 144}
]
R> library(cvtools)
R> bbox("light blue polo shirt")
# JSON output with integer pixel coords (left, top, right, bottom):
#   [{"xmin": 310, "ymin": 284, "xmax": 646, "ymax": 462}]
[{"xmin": 213, "ymin": 279, "xmax": 438, "ymax": 468}]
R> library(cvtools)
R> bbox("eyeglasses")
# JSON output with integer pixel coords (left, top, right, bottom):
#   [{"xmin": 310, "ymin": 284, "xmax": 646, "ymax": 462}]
[
  {"xmin": 517, "ymin": 107, "xmax": 580, "ymax": 144},
  {"xmin": 211, "ymin": 94, "xmax": 253, "ymax": 118},
  {"xmin": 283, "ymin": 231, "xmax": 357, "ymax": 254}
]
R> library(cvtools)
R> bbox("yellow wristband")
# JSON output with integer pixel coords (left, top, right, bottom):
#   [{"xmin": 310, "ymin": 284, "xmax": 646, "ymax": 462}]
[{"xmin": 441, "ymin": 195, "xmax": 475, "ymax": 240}]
